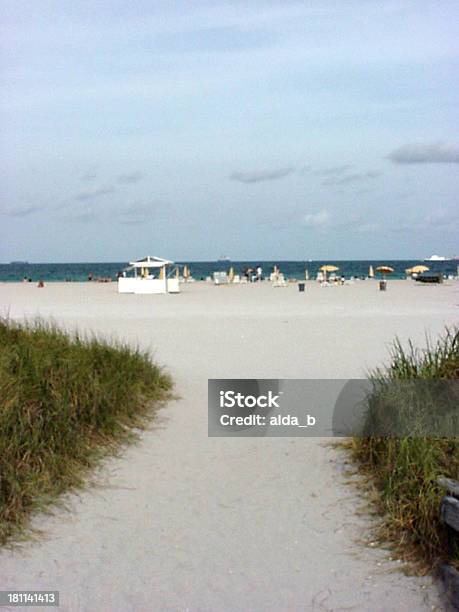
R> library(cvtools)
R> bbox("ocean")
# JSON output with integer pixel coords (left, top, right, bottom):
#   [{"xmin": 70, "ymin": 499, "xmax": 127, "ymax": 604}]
[{"xmin": 1, "ymin": 260, "xmax": 457, "ymax": 282}]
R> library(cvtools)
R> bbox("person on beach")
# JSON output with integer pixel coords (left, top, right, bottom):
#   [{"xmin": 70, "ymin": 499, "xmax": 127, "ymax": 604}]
[
  {"xmin": 37, "ymin": 280, "xmax": 44, "ymax": 288},
  {"xmin": 256, "ymin": 266, "xmax": 263, "ymax": 281}
]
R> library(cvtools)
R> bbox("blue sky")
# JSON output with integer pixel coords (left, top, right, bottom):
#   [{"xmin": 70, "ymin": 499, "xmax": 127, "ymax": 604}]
[{"xmin": 1, "ymin": 1, "xmax": 458, "ymax": 262}]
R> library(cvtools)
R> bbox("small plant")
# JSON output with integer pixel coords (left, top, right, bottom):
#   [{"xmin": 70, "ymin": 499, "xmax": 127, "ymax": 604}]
[
  {"xmin": 351, "ymin": 327, "xmax": 459, "ymax": 570},
  {"xmin": 0, "ymin": 319, "xmax": 173, "ymax": 545}
]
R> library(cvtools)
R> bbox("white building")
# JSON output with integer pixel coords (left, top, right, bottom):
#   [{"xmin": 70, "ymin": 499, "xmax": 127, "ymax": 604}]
[{"xmin": 117, "ymin": 255, "xmax": 180, "ymax": 294}]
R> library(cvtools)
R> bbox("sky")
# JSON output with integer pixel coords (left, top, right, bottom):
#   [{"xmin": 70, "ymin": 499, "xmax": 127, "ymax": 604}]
[{"xmin": 1, "ymin": 0, "xmax": 458, "ymax": 262}]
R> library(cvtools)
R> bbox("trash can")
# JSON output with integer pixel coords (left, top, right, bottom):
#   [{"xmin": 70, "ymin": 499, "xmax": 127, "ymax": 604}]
[
  {"xmin": 298, "ymin": 282, "xmax": 305, "ymax": 292},
  {"xmin": 379, "ymin": 280, "xmax": 387, "ymax": 291}
]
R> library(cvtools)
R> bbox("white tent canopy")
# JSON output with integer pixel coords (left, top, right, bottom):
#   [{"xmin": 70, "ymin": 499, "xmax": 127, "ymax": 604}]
[{"xmin": 127, "ymin": 255, "xmax": 173, "ymax": 269}]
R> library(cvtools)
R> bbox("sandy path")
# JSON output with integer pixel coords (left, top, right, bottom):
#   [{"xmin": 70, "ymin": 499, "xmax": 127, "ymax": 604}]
[{"xmin": 0, "ymin": 280, "xmax": 457, "ymax": 611}]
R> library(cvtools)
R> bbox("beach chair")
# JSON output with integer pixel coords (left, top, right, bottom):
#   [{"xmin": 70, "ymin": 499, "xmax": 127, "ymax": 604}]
[
  {"xmin": 213, "ymin": 272, "xmax": 228, "ymax": 285},
  {"xmin": 272, "ymin": 274, "xmax": 287, "ymax": 288}
]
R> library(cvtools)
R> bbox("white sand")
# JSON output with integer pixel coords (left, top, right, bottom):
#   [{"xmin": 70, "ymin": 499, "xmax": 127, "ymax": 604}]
[{"xmin": 0, "ymin": 279, "xmax": 457, "ymax": 611}]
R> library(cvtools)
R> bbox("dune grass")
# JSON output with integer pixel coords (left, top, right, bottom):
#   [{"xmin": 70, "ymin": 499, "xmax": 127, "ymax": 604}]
[
  {"xmin": 351, "ymin": 327, "xmax": 459, "ymax": 571},
  {"xmin": 0, "ymin": 318, "xmax": 172, "ymax": 545}
]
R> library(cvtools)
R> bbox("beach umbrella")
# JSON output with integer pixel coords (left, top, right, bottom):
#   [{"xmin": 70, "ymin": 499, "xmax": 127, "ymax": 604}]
[
  {"xmin": 411, "ymin": 265, "xmax": 429, "ymax": 274},
  {"xmin": 175, "ymin": 267, "xmax": 180, "ymax": 279},
  {"xmin": 369, "ymin": 265, "xmax": 374, "ymax": 278},
  {"xmin": 320, "ymin": 265, "xmax": 339, "ymax": 272},
  {"xmin": 376, "ymin": 265, "xmax": 394, "ymax": 279},
  {"xmin": 183, "ymin": 265, "xmax": 189, "ymax": 279},
  {"xmin": 376, "ymin": 265, "xmax": 394, "ymax": 273},
  {"xmin": 320, "ymin": 264, "xmax": 339, "ymax": 280}
]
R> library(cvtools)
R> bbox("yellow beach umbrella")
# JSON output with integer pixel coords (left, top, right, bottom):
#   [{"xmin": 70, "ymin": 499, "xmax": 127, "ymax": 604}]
[
  {"xmin": 320, "ymin": 264, "xmax": 339, "ymax": 280},
  {"xmin": 376, "ymin": 266, "xmax": 394, "ymax": 274},
  {"xmin": 411, "ymin": 265, "xmax": 429, "ymax": 274},
  {"xmin": 376, "ymin": 265, "xmax": 394, "ymax": 280},
  {"xmin": 320, "ymin": 264, "xmax": 339, "ymax": 272}
]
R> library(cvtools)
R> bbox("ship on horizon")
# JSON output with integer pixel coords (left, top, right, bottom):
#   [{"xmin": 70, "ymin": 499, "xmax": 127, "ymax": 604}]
[{"xmin": 424, "ymin": 254, "xmax": 453, "ymax": 262}]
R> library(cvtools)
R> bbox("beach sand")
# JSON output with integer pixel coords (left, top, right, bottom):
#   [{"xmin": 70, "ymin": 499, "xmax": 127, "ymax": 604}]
[{"xmin": 0, "ymin": 279, "xmax": 457, "ymax": 611}]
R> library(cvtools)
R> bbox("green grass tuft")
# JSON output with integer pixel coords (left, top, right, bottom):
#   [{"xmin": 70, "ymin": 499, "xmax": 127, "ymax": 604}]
[
  {"xmin": 351, "ymin": 327, "xmax": 459, "ymax": 571},
  {"xmin": 0, "ymin": 318, "xmax": 173, "ymax": 545}
]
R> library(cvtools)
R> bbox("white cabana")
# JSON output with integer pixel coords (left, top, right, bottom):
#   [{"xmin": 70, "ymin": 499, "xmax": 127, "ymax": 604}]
[{"xmin": 118, "ymin": 255, "xmax": 179, "ymax": 294}]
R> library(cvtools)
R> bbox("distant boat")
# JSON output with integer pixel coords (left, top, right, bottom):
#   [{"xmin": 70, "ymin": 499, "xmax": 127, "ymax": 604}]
[
  {"xmin": 218, "ymin": 255, "xmax": 231, "ymax": 262},
  {"xmin": 424, "ymin": 255, "xmax": 452, "ymax": 262},
  {"xmin": 10, "ymin": 260, "xmax": 29, "ymax": 265}
]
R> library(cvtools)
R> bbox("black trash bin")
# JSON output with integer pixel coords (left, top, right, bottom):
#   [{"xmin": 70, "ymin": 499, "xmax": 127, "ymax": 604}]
[
  {"xmin": 379, "ymin": 280, "xmax": 387, "ymax": 291},
  {"xmin": 298, "ymin": 282, "xmax": 305, "ymax": 292}
]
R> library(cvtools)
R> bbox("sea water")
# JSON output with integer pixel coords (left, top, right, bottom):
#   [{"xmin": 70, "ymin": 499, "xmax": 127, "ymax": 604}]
[{"xmin": 0, "ymin": 260, "xmax": 457, "ymax": 282}]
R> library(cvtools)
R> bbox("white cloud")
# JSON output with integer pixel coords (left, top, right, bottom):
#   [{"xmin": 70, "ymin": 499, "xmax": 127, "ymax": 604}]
[
  {"xmin": 354, "ymin": 222, "xmax": 379, "ymax": 234},
  {"xmin": 302, "ymin": 209, "xmax": 331, "ymax": 228}
]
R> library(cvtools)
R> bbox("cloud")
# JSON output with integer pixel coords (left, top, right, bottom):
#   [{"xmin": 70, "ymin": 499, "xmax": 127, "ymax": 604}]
[
  {"xmin": 230, "ymin": 167, "xmax": 294, "ymax": 184},
  {"xmin": 69, "ymin": 212, "xmax": 98, "ymax": 223},
  {"xmin": 80, "ymin": 171, "xmax": 97, "ymax": 181},
  {"xmin": 58, "ymin": 208, "xmax": 98, "ymax": 223},
  {"xmin": 314, "ymin": 165, "xmax": 353, "ymax": 177},
  {"xmin": 302, "ymin": 209, "xmax": 331, "ymax": 228},
  {"xmin": 0, "ymin": 205, "xmax": 43, "ymax": 217},
  {"xmin": 418, "ymin": 208, "xmax": 459, "ymax": 232},
  {"xmin": 322, "ymin": 171, "xmax": 381, "ymax": 186},
  {"xmin": 75, "ymin": 186, "xmax": 114, "ymax": 201},
  {"xmin": 117, "ymin": 171, "xmax": 144, "ymax": 184},
  {"xmin": 118, "ymin": 202, "xmax": 155, "ymax": 224},
  {"xmin": 388, "ymin": 142, "xmax": 459, "ymax": 164},
  {"xmin": 354, "ymin": 222, "xmax": 379, "ymax": 234}
]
